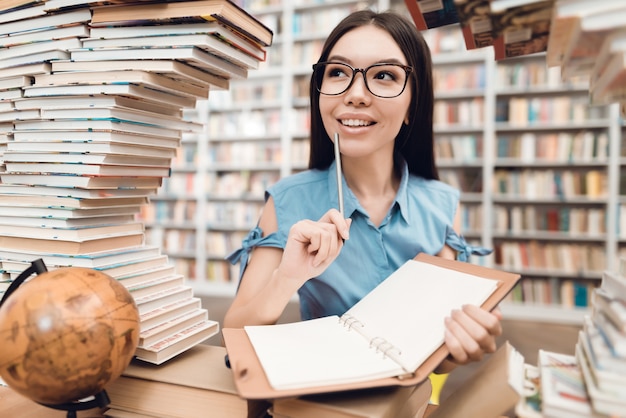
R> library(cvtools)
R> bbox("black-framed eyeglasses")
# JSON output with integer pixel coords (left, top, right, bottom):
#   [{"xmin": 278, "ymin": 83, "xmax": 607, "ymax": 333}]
[{"xmin": 312, "ymin": 61, "xmax": 413, "ymax": 98}]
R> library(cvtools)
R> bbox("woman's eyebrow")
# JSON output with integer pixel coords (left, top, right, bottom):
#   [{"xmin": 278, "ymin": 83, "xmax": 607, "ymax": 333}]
[{"xmin": 326, "ymin": 55, "xmax": 406, "ymax": 65}]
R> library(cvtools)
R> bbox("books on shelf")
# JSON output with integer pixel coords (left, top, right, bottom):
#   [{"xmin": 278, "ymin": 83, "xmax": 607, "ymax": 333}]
[
  {"xmin": 89, "ymin": 0, "xmax": 274, "ymax": 47},
  {"xmin": 223, "ymin": 254, "xmax": 520, "ymax": 399},
  {"xmin": 403, "ymin": 0, "xmax": 460, "ymax": 31}
]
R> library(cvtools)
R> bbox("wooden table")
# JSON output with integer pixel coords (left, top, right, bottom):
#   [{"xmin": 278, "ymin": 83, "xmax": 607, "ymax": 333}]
[{"xmin": 0, "ymin": 386, "xmax": 107, "ymax": 418}]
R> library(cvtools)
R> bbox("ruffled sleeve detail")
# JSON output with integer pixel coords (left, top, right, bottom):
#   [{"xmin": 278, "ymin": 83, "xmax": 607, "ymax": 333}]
[
  {"xmin": 226, "ymin": 226, "xmax": 283, "ymax": 283},
  {"xmin": 444, "ymin": 226, "xmax": 492, "ymax": 262}
]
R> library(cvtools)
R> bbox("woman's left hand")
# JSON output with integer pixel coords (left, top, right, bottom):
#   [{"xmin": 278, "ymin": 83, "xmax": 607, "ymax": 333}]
[{"xmin": 442, "ymin": 304, "xmax": 503, "ymax": 366}]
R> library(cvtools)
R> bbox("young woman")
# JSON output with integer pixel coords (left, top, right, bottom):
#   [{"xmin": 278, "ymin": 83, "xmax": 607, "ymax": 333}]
[{"xmin": 225, "ymin": 10, "xmax": 499, "ymax": 373}]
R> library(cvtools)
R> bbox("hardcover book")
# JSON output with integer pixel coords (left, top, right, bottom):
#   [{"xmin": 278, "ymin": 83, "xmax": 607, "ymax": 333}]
[{"xmin": 403, "ymin": 0, "xmax": 459, "ymax": 31}]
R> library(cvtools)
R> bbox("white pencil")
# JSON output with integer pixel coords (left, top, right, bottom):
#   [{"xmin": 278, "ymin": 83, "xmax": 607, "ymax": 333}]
[{"xmin": 334, "ymin": 132, "xmax": 344, "ymax": 217}]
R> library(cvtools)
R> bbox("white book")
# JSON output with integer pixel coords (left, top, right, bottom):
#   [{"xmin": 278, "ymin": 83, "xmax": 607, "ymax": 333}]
[
  {"xmin": 0, "ymin": 50, "xmax": 69, "ymax": 70},
  {"xmin": 69, "ymin": 45, "xmax": 247, "ymax": 80},
  {"xmin": 81, "ymin": 33, "xmax": 259, "ymax": 70},
  {"xmin": 0, "ymin": 221, "xmax": 144, "ymax": 241},
  {"xmin": 5, "ymin": 161, "xmax": 171, "ymax": 177},
  {"xmin": 3, "ymin": 151, "xmax": 171, "ymax": 167},
  {"xmin": 576, "ymin": 342, "xmax": 626, "ymax": 417},
  {"xmin": 5, "ymin": 141, "xmax": 177, "ymax": 159},
  {"xmin": 0, "ymin": 205, "xmax": 140, "ymax": 219},
  {"xmin": 88, "ymin": 21, "xmax": 266, "ymax": 61},
  {"xmin": 14, "ymin": 94, "xmax": 183, "ymax": 117},
  {"xmin": 14, "ymin": 119, "xmax": 182, "ymax": 139},
  {"xmin": 0, "ymin": 37, "xmax": 81, "ymax": 60},
  {"xmin": 0, "ymin": 62, "xmax": 50, "ymax": 78},
  {"xmin": 0, "ymin": 213, "xmax": 138, "ymax": 229},
  {"xmin": 0, "ymin": 8, "xmax": 91, "ymax": 36},
  {"xmin": 37, "ymin": 106, "xmax": 202, "ymax": 132},
  {"xmin": 33, "ymin": 70, "xmax": 209, "ymax": 100},
  {"xmin": 138, "ymin": 296, "xmax": 202, "ymax": 332},
  {"xmin": 0, "ymin": 24, "xmax": 89, "ymax": 47},
  {"xmin": 0, "ymin": 245, "xmax": 161, "ymax": 269},
  {"xmin": 133, "ymin": 319, "xmax": 219, "ymax": 365},
  {"xmin": 138, "ymin": 307, "xmax": 209, "ymax": 347},
  {"xmin": 50, "ymin": 60, "xmax": 229, "ymax": 91},
  {"xmin": 0, "ymin": 173, "xmax": 164, "ymax": 190},
  {"xmin": 22, "ymin": 83, "xmax": 196, "ymax": 109}
]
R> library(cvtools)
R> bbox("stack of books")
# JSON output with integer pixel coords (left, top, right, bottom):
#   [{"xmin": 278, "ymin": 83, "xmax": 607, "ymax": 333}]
[
  {"xmin": 514, "ymin": 263, "xmax": 626, "ymax": 417},
  {"xmin": 0, "ymin": 0, "xmax": 272, "ymax": 364},
  {"xmin": 104, "ymin": 344, "xmax": 248, "ymax": 418},
  {"xmin": 575, "ymin": 265, "xmax": 626, "ymax": 416}
]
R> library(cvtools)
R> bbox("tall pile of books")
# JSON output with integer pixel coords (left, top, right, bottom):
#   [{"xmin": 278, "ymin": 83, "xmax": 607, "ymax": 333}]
[{"xmin": 0, "ymin": 0, "xmax": 272, "ymax": 364}]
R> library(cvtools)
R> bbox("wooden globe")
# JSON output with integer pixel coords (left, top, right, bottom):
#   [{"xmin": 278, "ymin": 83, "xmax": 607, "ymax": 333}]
[{"xmin": 0, "ymin": 267, "xmax": 140, "ymax": 405}]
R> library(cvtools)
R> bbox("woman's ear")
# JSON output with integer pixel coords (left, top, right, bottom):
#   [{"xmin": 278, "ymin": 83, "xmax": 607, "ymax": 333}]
[{"xmin": 404, "ymin": 114, "xmax": 409, "ymax": 125}]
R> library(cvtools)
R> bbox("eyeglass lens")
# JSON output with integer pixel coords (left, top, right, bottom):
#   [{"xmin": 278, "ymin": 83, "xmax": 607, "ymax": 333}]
[{"xmin": 315, "ymin": 62, "xmax": 409, "ymax": 98}]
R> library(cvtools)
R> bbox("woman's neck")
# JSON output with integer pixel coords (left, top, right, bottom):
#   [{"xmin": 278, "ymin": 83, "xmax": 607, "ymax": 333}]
[{"xmin": 342, "ymin": 155, "xmax": 400, "ymax": 226}]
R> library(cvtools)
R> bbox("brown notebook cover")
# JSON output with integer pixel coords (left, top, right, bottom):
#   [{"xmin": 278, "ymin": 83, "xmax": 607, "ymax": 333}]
[{"xmin": 223, "ymin": 253, "xmax": 520, "ymax": 399}]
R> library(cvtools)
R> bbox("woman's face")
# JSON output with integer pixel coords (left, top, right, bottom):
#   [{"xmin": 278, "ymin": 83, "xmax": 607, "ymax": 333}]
[{"xmin": 319, "ymin": 25, "xmax": 412, "ymax": 160}]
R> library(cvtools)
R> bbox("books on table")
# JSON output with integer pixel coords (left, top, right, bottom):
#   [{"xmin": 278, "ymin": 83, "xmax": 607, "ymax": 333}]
[{"xmin": 223, "ymin": 253, "xmax": 520, "ymax": 399}]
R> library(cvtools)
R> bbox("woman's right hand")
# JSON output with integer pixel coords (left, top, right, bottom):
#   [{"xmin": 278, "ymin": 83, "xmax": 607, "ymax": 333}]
[{"xmin": 277, "ymin": 208, "xmax": 351, "ymax": 287}]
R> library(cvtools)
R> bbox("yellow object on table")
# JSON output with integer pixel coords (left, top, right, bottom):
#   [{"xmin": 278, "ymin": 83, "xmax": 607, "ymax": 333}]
[{"xmin": 428, "ymin": 373, "xmax": 449, "ymax": 405}]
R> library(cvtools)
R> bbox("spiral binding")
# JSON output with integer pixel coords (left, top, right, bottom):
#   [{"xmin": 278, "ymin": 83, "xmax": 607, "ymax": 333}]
[
  {"xmin": 338, "ymin": 314, "xmax": 364, "ymax": 330},
  {"xmin": 369, "ymin": 336, "xmax": 402, "ymax": 358}
]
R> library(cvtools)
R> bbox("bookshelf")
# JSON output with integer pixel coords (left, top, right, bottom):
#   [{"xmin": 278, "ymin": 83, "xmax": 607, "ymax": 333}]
[{"xmin": 144, "ymin": 1, "xmax": 624, "ymax": 324}]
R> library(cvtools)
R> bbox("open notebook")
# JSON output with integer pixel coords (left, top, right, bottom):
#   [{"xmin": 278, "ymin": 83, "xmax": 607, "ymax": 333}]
[{"xmin": 223, "ymin": 253, "xmax": 520, "ymax": 399}]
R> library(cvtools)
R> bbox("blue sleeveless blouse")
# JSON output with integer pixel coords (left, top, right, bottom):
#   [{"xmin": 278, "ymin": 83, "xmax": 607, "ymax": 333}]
[{"xmin": 227, "ymin": 160, "xmax": 490, "ymax": 320}]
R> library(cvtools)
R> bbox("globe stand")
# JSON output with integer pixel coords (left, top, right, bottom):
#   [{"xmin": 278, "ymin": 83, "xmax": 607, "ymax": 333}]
[{"xmin": 41, "ymin": 390, "xmax": 111, "ymax": 418}]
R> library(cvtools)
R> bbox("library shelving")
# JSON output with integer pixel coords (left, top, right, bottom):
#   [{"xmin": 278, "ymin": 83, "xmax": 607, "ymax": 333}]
[{"xmin": 143, "ymin": 1, "xmax": 624, "ymax": 325}]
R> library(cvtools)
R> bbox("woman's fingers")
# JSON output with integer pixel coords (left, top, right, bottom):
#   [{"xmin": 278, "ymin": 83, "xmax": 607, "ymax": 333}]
[{"xmin": 444, "ymin": 305, "xmax": 502, "ymax": 365}]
